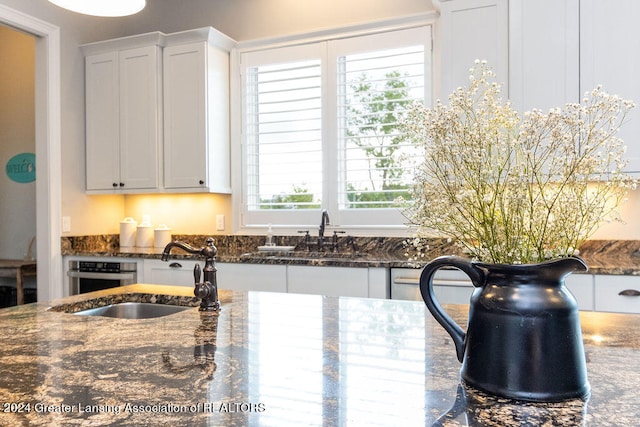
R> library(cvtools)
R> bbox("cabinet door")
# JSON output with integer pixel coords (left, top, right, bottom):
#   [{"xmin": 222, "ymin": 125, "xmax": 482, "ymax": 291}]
[
  {"xmin": 581, "ymin": 0, "xmax": 640, "ymax": 173},
  {"xmin": 287, "ymin": 266, "xmax": 369, "ymax": 297},
  {"xmin": 438, "ymin": 0, "xmax": 509, "ymax": 100},
  {"xmin": 216, "ymin": 263, "xmax": 287, "ymax": 292},
  {"xmin": 163, "ymin": 41, "xmax": 231, "ymax": 193},
  {"xmin": 144, "ymin": 259, "xmax": 200, "ymax": 287},
  {"xmin": 163, "ymin": 42, "xmax": 208, "ymax": 190},
  {"xmin": 565, "ymin": 273, "xmax": 594, "ymax": 311},
  {"xmin": 594, "ymin": 275, "xmax": 640, "ymax": 314},
  {"xmin": 86, "ymin": 52, "xmax": 120, "ymax": 191},
  {"xmin": 508, "ymin": 0, "xmax": 579, "ymax": 112},
  {"xmin": 118, "ymin": 46, "xmax": 161, "ymax": 190}
]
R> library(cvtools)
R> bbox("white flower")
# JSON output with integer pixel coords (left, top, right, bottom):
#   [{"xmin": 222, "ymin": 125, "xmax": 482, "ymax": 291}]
[{"xmin": 400, "ymin": 61, "xmax": 637, "ymax": 264}]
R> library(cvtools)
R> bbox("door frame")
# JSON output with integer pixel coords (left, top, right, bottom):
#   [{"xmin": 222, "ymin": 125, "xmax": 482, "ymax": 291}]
[{"xmin": 0, "ymin": 5, "xmax": 62, "ymax": 301}]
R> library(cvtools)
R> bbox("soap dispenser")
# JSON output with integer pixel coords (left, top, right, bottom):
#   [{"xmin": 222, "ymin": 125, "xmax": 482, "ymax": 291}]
[{"xmin": 265, "ymin": 224, "xmax": 275, "ymax": 247}]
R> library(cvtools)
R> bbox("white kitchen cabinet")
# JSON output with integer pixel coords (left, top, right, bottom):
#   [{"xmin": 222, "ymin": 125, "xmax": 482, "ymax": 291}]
[
  {"xmin": 286, "ymin": 265, "xmax": 387, "ymax": 298},
  {"xmin": 143, "ymin": 259, "xmax": 287, "ymax": 293},
  {"xmin": 565, "ymin": 273, "xmax": 594, "ymax": 312},
  {"xmin": 580, "ymin": 0, "xmax": 640, "ymax": 174},
  {"xmin": 594, "ymin": 274, "xmax": 640, "ymax": 314},
  {"xmin": 508, "ymin": 0, "xmax": 579, "ymax": 112},
  {"xmin": 217, "ymin": 263, "xmax": 287, "ymax": 293},
  {"xmin": 390, "ymin": 267, "xmax": 594, "ymax": 310},
  {"xmin": 143, "ymin": 258, "xmax": 200, "ymax": 287},
  {"xmin": 437, "ymin": 0, "xmax": 509, "ymax": 101},
  {"xmin": 163, "ymin": 28, "xmax": 234, "ymax": 193},
  {"xmin": 84, "ymin": 35, "xmax": 163, "ymax": 193}
]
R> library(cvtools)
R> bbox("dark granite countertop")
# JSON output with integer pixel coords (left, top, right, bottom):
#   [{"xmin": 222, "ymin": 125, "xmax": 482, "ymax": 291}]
[
  {"xmin": 61, "ymin": 235, "xmax": 640, "ymax": 273},
  {"xmin": 1, "ymin": 284, "xmax": 639, "ymax": 426}
]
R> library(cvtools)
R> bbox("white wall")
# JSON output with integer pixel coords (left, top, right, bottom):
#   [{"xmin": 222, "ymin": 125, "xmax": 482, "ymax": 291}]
[{"xmin": 119, "ymin": 0, "xmax": 434, "ymax": 42}]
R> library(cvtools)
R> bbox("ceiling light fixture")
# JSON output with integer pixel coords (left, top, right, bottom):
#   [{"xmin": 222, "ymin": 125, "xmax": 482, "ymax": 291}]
[{"xmin": 48, "ymin": 0, "xmax": 146, "ymax": 17}]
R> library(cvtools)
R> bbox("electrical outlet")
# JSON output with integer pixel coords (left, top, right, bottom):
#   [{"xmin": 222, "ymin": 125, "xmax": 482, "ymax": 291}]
[
  {"xmin": 62, "ymin": 216, "xmax": 71, "ymax": 232},
  {"xmin": 216, "ymin": 214, "xmax": 225, "ymax": 231}
]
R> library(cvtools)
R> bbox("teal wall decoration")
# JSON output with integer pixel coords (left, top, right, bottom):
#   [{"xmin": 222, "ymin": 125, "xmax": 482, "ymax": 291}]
[{"xmin": 6, "ymin": 152, "xmax": 36, "ymax": 183}]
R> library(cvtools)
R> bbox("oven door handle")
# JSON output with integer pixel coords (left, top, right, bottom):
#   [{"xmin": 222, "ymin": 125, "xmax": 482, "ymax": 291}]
[{"xmin": 67, "ymin": 271, "xmax": 137, "ymax": 281}]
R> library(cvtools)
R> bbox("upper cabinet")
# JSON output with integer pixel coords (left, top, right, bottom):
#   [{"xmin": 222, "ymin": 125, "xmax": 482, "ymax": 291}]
[
  {"xmin": 508, "ymin": 0, "xmax": 579, "ymax": 112},
  {"xmin": 84, "ymin": 34, "xmax": 163, "ymax": 192},
  {"xmin": 439, "ymin": 0, "xmax": 640, "ymax": 173},
  {"xmin": 82, "ymin": 28, "xmax": 235, "ymax": 194},
  {"xmin": 580, "ymin": 0, "xmax": 640, "ymax": 174},
  {"xmin": 437, "ymin": 0, "xmax": 509, "ymax": 101},
  {"xmin": 163, "ymin": 28, "xmax": 234, "ymax": 193}
]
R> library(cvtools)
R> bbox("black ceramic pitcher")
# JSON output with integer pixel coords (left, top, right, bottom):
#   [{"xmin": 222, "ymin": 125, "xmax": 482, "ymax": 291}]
[{"xmin": 420, "ymin": 255, "xmax": 590, "ymax": 402}]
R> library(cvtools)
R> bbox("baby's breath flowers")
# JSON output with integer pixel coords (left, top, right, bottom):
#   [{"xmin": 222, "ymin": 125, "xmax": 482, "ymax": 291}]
[{"xmin": 401, "ymin": 60, "xmax": 637, "ymax": 264}]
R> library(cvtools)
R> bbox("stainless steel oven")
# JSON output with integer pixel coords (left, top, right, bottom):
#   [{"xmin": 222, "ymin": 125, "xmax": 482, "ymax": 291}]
[{"xmin": 68, "ymin": 260, "xmax": 138, "ymax": 295}]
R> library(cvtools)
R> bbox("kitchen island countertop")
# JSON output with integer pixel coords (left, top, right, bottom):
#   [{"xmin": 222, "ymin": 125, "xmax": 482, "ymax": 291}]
[{"xmin": 1, "ymin": 284, "xmax": 639, "ymax": 426}]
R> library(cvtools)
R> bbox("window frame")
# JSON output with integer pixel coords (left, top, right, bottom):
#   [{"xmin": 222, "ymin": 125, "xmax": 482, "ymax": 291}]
[{"xmin": 231, "ymin": 15, "xmax": 434, "ymax": 236}]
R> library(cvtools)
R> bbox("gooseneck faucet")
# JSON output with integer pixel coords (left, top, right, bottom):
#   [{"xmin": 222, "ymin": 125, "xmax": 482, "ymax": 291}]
[
  {"xmin": 318, "ymin": 209, "xmax": 330, "ymax": 251},
  {"xmin": 162, "ymin": 237, "xmax": 220, "ymax": 311}
]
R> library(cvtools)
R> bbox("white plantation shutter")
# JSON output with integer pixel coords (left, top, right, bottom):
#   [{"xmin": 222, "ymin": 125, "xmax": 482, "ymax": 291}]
[
  {"xmin": 335, "ymin": 42, "xmax": 427, "ymax": 210},
  {"xmin": 245, "ymin": 59, "xmax": 323, "ymax": 210},
  {"xmin": 240, "ymin": 26, "xmax": 431, "ymax": 230}
]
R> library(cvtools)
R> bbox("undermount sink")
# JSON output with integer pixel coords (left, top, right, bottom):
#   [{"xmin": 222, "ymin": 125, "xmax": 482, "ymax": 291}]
[
  {"xmin": 243, "ymin": 251, "xmax": 363, "ymax": 260},
  {"xmin": 74, "ymin": 302, "xmax": 192, "ymax": 319}
]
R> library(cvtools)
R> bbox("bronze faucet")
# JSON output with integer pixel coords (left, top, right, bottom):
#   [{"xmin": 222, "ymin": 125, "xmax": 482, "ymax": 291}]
[
  {"xmin": 161, "ymin": 237, "xmax": 220, "ymax": 311},
  {"xmin": 318, "ymin": 209, "xmax": 330, "ymax": 251}
]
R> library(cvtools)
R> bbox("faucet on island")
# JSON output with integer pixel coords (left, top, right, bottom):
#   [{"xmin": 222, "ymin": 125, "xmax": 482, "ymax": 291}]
[{"xmin": 161, "ymin": 237, "xmax": 220, "ymax": 311}]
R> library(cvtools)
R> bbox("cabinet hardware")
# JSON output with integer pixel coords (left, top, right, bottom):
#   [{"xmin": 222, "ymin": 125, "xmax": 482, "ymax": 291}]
[
  {"xmin": 199, "ymin": 180, "xmax": 204, "ymax": 185},
  {"xmin": 618, "ymin": 289, "xmax": 640, "ymax": 297},
  {"xmin": 169, "ymin": 262, "xmax": 182, "ymax": 269}
]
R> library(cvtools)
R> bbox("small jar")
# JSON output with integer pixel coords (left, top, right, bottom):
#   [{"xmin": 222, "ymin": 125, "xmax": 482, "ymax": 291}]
[
  {"xmin": 119, "ymin": 217, "xmax": 137, "ymax": 247},
  {"xmin": 136, "ymin": 216, "xmax": 154, "ymax": 248},
  {"xmin": 154, "ymin": 224, "xmax": 172, "ymax": 249}
]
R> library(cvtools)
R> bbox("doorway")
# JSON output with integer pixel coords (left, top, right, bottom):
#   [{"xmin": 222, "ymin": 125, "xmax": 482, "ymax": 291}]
[
  {"xmin": 0, "ymin": 4, "xmax": 62, "ymax": 302},
  {"xmin": 0, "ymin": 24, "xmax": 36, "ymax": 305}
]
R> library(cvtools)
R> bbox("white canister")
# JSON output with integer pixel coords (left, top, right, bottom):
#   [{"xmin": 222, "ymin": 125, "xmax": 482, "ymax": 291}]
[
  {"xmin": 119, "ymin": 217, "xmax": 137, "ymax": 247},
  {"xmin": 154, "ymin": 224, "xmax": 172, "ymax": 249},
  {"xmin": 136, "ymin": 217, "xmax": 154, "ymax": 248}
]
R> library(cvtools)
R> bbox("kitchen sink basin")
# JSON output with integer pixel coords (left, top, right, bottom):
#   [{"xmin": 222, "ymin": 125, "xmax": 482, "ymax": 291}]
[
  {"xmin": 242, "ymin": 251, "xmax": 364, "ymax": 260},
  {"xmin": 74, "ymin": 302, "xmax": 192, "ymax": 319}
]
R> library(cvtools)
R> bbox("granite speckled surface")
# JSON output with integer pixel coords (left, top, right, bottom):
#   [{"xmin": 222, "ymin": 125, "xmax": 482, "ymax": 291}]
[
  {"xmin": 1, "ymin": 284, "xmax": 639, "ymax": 426},
  {"xmin": 61, "ymin": 235, "xmax": 640, "ymax": 273}
]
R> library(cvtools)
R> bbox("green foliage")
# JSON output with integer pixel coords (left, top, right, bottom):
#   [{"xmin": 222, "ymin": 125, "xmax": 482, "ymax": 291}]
[
  {"xmin": 346, "ymin": 183, "xmax": 411, "ymax": 209},
  {"xmin": 260, "ymin": 185, "xmax": 320, "ymax": 209},
  {"xmin": 345, "ymin": 70, "xmax": 414, "ymax": 206}
]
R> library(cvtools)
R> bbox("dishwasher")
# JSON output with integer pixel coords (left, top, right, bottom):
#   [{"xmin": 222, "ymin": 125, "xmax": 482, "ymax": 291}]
[{"xmin": 390, "ymin": 267, "xmax": 474, "ymax": 304}]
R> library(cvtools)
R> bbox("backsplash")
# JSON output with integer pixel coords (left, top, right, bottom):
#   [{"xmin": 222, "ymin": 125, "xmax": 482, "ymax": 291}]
[
  {"xmin": 61, "ymin": 234, "xmax": 436, "ymax": 259},
  {"xmin": 60, "ymin": 235, "xmax": 640, "ymax": 274}
]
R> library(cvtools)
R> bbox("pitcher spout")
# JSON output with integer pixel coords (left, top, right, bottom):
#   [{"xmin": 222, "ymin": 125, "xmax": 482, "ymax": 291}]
[{"xmin": 540, "ymin": 256, "xmax": 588, "ymax": 278}]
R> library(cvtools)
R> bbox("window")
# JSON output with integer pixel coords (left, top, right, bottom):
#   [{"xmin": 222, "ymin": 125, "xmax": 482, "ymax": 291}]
[{"xmin": 239, "ymin": 26, "xmax": 432, "ymax": 232}]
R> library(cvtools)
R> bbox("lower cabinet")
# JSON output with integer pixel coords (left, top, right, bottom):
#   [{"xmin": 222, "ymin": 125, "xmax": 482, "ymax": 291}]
[
  {"xmin": 216, "ymin": 263, "xmax": 287, "ymax": 293},
  {"xmin": 594, "ymin": 274, "xmax": 640, "ymax": 314},
  {"xmin": 565, "ymin": 274, "xmax": 594, "ymax": 312},
  {"xmin": 144, "ymin": 259, "xmax": 387, "ymax": 298},
  {"xmin": 390, "ymin": 267, "xmax": 595, "ymax": 311},
  {"xmin": 143, "ymin": 259, "xmax": 200, "ymax": 287},
  {"xmin": 143, "ymin": 259, "xmax": 287, "ymax": 293},
  {"xmin": 286, "ymin": 266, "xmax": 388, "ymax": 299}
]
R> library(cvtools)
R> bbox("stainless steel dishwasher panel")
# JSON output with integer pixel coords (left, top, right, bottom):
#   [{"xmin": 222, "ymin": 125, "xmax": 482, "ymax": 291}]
[{"xmin": 390, "ymin": 267, "xmax": 473, "ymax": 304}]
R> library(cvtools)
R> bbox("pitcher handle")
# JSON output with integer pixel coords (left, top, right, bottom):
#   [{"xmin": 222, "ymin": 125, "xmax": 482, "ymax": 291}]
[{"xmin": 419, "ymin": 256, "xmax": 484, "ymax": 363}]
